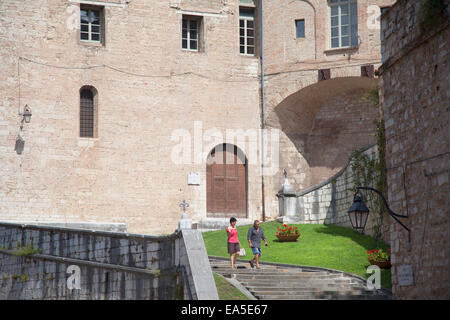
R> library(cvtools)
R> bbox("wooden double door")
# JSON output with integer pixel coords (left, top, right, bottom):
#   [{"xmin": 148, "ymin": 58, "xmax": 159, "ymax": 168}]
[{"xmin": 206, "ymin": 144, "xmax": 247, "ymax": 218}]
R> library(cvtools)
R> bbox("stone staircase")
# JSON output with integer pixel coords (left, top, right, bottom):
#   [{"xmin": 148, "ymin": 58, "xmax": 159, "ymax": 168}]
[{"xmin": 209, "ymin": 256, "xmax": 392, "ymax": 300}]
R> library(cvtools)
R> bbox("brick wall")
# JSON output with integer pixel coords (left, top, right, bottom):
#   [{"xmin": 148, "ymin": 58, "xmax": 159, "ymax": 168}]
[
  {"xmin": 0, "ymin": 0, "xmax": 262, "ymax": 234},
  {"xmin": 0, "ymin": 0, "xmax": 397, "ymax": 233},
  {"xmin": 380, "ymin": 0, "xmax": 450, "ymax": 299},
  {"xmin": 261, "ymin": 0, "xmax": 395, "ymax": 219}
]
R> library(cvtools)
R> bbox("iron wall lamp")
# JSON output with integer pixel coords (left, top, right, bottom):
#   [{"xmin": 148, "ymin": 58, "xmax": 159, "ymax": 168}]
[
  {"xmin": 19, "ymin": 104, "xmax": 32, "ymax": 127},
  {"xmin": 348, "ymin": 186, "xmax": 410, "ymax": 241}
]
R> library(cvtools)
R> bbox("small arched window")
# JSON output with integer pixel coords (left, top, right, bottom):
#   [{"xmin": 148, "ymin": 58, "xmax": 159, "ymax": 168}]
[{"xmin": 79, "ymin": 86, "xmax": 98, "ymax": 138}]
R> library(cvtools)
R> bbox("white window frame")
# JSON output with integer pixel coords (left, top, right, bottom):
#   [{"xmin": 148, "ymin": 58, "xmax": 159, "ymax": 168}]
[
  {"xmin": 239, "ymin": 9, "xmax": 255, "ymax": 56},
  {"xmin": 182, "ymin": 17, "xmax": 200, "ymax": 52},
  {"xmin": 80, "ymin": 6, "xmax": 102, "ymax": 43},
  {"xmin": 329, "ymin": 0, "xmax": 358, "ymax": 49}
]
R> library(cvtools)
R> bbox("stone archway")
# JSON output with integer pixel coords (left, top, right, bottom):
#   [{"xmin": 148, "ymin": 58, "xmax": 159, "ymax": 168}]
[{"xmin": 266, "ymin": 77, "xmax": 379, "ymax": 190}]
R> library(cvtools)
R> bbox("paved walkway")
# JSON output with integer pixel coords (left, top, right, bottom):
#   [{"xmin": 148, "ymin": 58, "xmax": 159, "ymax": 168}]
[{"xmin": 209, "ymin": 256, "xmax": 392, "ymax": 300}]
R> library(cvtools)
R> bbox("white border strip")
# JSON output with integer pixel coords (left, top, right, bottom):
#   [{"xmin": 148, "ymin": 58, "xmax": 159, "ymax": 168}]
[
  {"xmin": 175, "ymin": 9, "xmax": 227, "ymax": 18},
  {"xmin": 68, "ymin": 0, "xmax": 126, "ymax": 8}
]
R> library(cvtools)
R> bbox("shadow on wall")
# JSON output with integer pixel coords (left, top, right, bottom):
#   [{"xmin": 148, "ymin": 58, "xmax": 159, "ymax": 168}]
[
  {"xmin": 267, "ymin": 77, "xmax": 379, "ymax": 189},
  {"xmin": 15, "ymin": 134, "xmax": 25, "ymax": 155}
]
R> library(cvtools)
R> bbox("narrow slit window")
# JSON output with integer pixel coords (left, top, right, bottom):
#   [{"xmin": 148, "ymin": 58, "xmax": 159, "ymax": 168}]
[
  {"xmin": 80, "ymin": 87, "xmax": 97, "ymax": 138},
  {"xmin": 295, "ymin": 19, "xmax": 305, "ymax": 38}
]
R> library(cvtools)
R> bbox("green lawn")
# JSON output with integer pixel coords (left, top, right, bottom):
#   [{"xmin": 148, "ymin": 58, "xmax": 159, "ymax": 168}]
[
  {"xmin": 203, "ymin": 221, "xmax": 391, "ymax": 289},
  {"xmin": 213, "ymin": 272, "xmax": 250, "ymax": 300}
]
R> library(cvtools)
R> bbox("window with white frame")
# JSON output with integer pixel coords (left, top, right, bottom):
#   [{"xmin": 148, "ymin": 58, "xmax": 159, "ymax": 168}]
[
  {"xmin": 182, "ymin": 16, "xmax": 201, "ymax": 51},
  {"xmin": 329, "ymin": 0, "xmax": 358, "ymax": 49},
  {"xmin": 80, "ymin": 6, "xmax": 103, "ymax": 42},
  {"xmin": 239, "ymin": 8, "xmax": 255, "ymax": 55}
]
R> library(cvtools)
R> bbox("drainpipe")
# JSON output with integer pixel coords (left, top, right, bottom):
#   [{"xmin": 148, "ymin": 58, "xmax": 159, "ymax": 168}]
[{"xmin": 260, "ymin": 0, "xmax": 266, "ymax": 222}]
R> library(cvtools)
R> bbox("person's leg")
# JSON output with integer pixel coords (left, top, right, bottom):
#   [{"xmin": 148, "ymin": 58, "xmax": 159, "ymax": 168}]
[
  {"xmin": 255, "ymin": 248, "xmax": 262, "ymax": 268},
  {"xmin": 233, "ymin": 243, "xmax": 240, "ymax": 267},
  {"xmin": 250, "ymin": 247, "xmax": 257, "ymax": 268},
  {"xmin": 230, "ymin": 253, "xmax": 235, "ymax": 268}
]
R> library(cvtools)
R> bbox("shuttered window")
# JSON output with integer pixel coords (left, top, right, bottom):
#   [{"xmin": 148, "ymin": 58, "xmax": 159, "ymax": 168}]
[
  {"xmin": 361, "ymin": 65, "xmax": 375, "ymax": 77},
  {"xmin": 318, "ymin": 69, "xmax": 331, "ymax": 81}
]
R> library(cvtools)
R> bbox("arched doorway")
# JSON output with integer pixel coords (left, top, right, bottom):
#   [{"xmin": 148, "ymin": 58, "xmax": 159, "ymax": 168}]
[{"xmin": 206, "ymin": 144, "xmax": 247, "ymax": 218}]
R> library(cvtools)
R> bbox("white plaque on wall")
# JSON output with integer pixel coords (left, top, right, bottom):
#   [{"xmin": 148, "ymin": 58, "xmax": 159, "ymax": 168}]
[
  {"xmin": 188, "ymin": 172, "xmax": 200, "ymax": 185},
  {"xmin": 397, "ymin": 264, "xmax": 414, "ymax": 286}
]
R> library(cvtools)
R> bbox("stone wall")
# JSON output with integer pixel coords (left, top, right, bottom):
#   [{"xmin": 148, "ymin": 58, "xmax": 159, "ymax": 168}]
[
  {"xmin": 0, "ymin": 0, "xmax": 398, "ymax": 233},
  {"xmin": 379, "ymin": 0, "xmax": 450, "ymax": 299},
  {"xmin": 295, "ymin": 144, "xmax": 390, "ymax": 242},
  {"xmin": 0, "ymin": 222, "xmax": 218, "ymax": 299},
  {"xmin": 261, "ymin": 0, "xmax": 396, "ymax": 219},
  {"xmin": 0, "ymin": 0, "xmax": 262, "ymax": 235}
]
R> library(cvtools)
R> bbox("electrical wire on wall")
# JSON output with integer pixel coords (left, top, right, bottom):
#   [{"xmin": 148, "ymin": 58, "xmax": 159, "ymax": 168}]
[{"xmin": 18, "ymin": 56, "xmax": 259, "ymax": 83}]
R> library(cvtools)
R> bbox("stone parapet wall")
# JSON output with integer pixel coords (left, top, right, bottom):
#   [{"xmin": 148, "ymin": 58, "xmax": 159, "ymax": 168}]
[
  {"xmin": 0, "ymin": 222, "xmax": 217, "ymax": 299},
  {"xmin": 0, "ymin": 251, "xmax": 170, "ymax": 300},
  {"xmin": 296, "ymin": 144, "xmax": 390, "ymax": 241}
]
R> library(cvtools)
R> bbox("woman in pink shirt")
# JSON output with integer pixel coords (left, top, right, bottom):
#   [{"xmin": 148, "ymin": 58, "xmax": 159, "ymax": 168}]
[{"xmin": 226, "ymin": 217, "xmax": 240, "ymax": 269}]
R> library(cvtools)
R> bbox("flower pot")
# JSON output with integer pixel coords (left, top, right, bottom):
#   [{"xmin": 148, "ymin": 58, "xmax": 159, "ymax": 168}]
[
  {"xmin": 276, "ymin": 232, "xmax": 300, "ymax": 242},
  {"xmin": 369, "ymin": 259, "xmax": 391, "ymax": 269}
]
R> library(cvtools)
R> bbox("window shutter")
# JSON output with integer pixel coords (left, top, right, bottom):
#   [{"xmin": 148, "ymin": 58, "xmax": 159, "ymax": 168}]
[
  {"xmin": 318, "ymin": 69, "xmax": 331, "ymax": 81},
  {"xmin": 361, "ymin": 65, "xmax": 374, "ymax": 77}
]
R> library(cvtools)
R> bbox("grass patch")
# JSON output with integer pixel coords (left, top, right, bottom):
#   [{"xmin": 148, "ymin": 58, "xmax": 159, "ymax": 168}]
[
  {"xmin": 203, "ymin": 221, "xmax": 391, "ymax": 289},
  {"xmin": 12, "ymin": 243, "xmax": 40, "ymax": 256},
  {"xmin": 213, "ymin": 272, "xmax": 250, "ymax": 300}
]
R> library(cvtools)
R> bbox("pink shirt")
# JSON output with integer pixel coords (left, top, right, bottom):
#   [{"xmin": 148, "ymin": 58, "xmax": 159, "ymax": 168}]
[{"xmin": 227, "ymin": 227, "xmax": 239, "ymax": 243}]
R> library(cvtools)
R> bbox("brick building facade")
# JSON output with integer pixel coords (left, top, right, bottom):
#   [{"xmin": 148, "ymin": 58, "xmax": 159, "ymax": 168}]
[
  {"xmin": 1, "ymin": 0, "xmax": 394, "ymax": 234},
  {"xmin": 379, "ymin": 0, "xmax": 449, "ymax": 299}
]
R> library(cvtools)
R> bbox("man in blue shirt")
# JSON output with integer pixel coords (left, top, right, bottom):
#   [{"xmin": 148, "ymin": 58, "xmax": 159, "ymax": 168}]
[{"xmin": 247, "ymin": 220, "xmax": 268, "ymax": 269}]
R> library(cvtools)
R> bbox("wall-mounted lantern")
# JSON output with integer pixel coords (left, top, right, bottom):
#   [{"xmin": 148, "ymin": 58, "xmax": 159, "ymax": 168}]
[
  {"xmin": 347, "ymin": 191, "xmax": 370, "ymax": 234},
  {"xmin": 19, "ymin": 104, "xmax": 32, "ymax": 127},
  {"xmin": 348, "ymin": 186, "xmax": 410, "ymax": 241}
]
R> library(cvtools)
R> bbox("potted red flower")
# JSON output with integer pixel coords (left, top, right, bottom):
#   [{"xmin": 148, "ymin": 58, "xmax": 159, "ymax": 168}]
[
  {"xmin": 276, "ymin": 224, "xmax": 300, "ymax": 242},
  {"xmin": 367, "ymin": 249, "xmax": 391, "ymax": 268}
]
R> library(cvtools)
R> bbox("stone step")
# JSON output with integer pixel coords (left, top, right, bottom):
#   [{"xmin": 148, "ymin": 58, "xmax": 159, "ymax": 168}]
[
  {"xmin": 245, "ymin": 285, "xmax": 366, "ymax": 291},
  {"xmin": 209, "ymin": 257, "xmax": 391, "ymax": 300},
  {"xmin": 255, "ymin": 293, "xmax": 386, "ymax": 300},
  {"xmin": 212, "ymin": 268, "xmax": 338, "ymax": 275},
  {"xmin": 233, "ymin": 275, "xmax": 353, "ymax": 281},
  {"xmin": 211, "ymin": 267, "xmax": 329, "ymax": 274},
  {"xmin": 249, "ymin": 287, "xmax": 380, "ymax": 295}
]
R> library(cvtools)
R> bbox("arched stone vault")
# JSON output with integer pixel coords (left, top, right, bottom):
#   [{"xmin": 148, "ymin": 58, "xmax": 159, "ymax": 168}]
[{"xmin": 266, "ymin": 77, "xmax": 378, "ymax": 191}]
